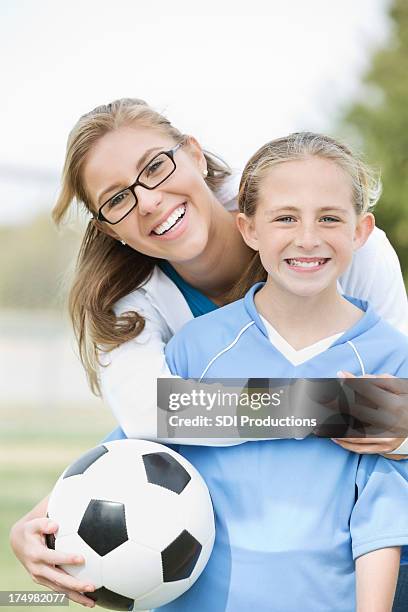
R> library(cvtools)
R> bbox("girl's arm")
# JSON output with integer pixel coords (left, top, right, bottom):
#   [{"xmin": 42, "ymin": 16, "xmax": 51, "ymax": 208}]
[
  {"xmin": 356, "ymin": 547, "xmax": 401, "ymax": 612},
  {"xmin": 351, "ymin": 454, "xmax": 408, "ymax": 611},
  {"xmin": 9, "ymin": 496, "xmax": 96, "ymax": 608}
]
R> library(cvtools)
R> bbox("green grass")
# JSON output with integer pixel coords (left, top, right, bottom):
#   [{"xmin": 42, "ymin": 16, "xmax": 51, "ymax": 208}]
[{"xmin": 0, "ymin": 402, "xmax": 116, "ymax": 611}]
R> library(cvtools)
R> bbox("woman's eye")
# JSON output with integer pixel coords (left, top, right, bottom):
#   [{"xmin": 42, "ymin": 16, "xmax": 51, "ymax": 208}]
[
  {"xmin": 107, "ymin": 191, "xmax": 128, "ymax": 209},
  {"xmin": 109, "ymin": 193, "xmax": 125, "ymax": 208},
  {"xmin": 146, "ymin": 159, "xmax": 164, "ymax": 176}
]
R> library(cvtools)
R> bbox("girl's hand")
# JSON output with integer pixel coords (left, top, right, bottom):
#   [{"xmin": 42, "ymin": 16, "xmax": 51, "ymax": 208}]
[
  {"xmin": 9, "ymin": 516, "xmax": 96, "ymax": 608},
  {"xmin": 331, "ymin": 372, "xmax": 408, "ymax": 458}
]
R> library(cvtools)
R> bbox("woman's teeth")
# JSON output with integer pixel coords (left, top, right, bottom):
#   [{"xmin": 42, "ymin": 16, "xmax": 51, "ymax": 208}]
[
  {"xmin": 152, "ymin": 205, "xmax": 186, "ymax": 235},
  {"xmin": 286, "ymin": 258, "xmax": 328, "ymax": 268}
]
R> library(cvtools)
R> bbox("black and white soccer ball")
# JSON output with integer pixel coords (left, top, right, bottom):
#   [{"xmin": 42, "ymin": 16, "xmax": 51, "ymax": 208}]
[{"xmin": 46, "ymin": 440, "xmax": 215, "ymax": 610}]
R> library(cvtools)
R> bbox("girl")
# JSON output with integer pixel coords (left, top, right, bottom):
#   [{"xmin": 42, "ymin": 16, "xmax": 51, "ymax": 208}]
[
  {"xmin": 161, "ymin": 132, "xmax": 408, "ymax": 611},
  {"xmin": 9, "ymin": 100, "xmax": 408, "ymax": 608}
]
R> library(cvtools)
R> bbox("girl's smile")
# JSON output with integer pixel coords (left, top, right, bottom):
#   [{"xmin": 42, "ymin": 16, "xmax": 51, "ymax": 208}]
[{"xmin": 284, "ymin": 256, "xmax": 331, "ymax": 273}]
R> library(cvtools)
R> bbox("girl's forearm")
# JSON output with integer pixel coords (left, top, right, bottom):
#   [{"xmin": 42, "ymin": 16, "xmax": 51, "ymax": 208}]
[{"xmin": 356, "ymin": 547, "xmax": 401, "ymax": 612}]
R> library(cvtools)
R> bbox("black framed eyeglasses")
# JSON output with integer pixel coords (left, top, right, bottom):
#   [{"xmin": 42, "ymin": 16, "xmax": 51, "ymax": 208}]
[{"xmin": 95, "ymin": 140, "xmax": 185, "ymax": 225}]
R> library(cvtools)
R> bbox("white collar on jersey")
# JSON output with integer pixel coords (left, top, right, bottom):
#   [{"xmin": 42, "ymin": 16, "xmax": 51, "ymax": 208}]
[{"xmin": 259, "ymin": 315, "xmax": 344, "ymax": 366}]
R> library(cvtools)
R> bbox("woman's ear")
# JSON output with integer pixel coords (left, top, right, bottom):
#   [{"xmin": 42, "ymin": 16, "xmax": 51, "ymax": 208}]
[
  {"xmin": 353, "ymin": 212, "xmax": 375, "ymax": 251},
  {"xmin": 236, "ymin": 212, "xmax": 259, "ymax": 251},
  {"xmin": 92, "ymin": 218, "xmax": 121, "ymax": 241},
  {"xmin": 183, "ymin": 135, "xmax": 207, "ymax": 175}
]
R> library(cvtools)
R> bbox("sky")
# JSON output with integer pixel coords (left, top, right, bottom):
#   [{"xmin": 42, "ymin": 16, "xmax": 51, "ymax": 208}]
[{"xmin": 0, "ymin": 0, "xmax": 391, "ymax": 225}]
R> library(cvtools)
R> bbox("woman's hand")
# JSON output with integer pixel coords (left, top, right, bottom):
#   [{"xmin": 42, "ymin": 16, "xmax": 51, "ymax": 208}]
[
  {"xmin": 9, "ymin": 498, "xmax": 96, "ymax": 608},
  {"xmin": 331, "ymin": 372, "xmax": 408, "ymax": 459}
]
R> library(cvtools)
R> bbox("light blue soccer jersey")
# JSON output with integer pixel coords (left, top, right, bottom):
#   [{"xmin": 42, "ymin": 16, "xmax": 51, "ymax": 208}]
[
  {"xmin": 166, "ymin": 283, "xmax": 408, "ymax": 380},
  {"xmin": 159, "ymin": 283, "xmax": 408, "ymax": 612}
]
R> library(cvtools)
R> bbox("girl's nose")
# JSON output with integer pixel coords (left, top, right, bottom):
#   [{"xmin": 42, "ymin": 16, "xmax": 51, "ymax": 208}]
[
  {"xmin": 135, "ymin": 185, "xmax": 163, "ymax": 215},
  {"xmin": 294, "ymin": 225, "xmax": 322, "ymax": 250}
]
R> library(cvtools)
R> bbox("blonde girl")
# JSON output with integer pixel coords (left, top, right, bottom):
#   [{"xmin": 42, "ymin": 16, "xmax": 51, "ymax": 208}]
[{"xmin": 162, "ymin": 132, "xmax": 408, "ymax": 611}]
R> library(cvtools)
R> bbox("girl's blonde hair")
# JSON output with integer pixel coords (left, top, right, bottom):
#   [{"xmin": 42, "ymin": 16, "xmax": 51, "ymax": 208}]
[
  {"xmin": 230, "ymin": 131, "xmax": 381, "ymax": 301},
  {"xmin": 53, "ymin": 98, "xmax": 231, "ymax": 394}
]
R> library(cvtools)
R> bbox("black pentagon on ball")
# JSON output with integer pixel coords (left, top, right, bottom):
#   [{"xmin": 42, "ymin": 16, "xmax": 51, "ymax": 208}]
[
  {"xmin": 44, "ymin": 513, "xmax": 56, "ymax": 550},
  {"xmin": 143, "ymin": 452, "xmax": 191, "ymax": 494},
  {"xmin": 63, "ymin": 445, "xmax": 108, "ymax": 479},
  {"xmin": 78, "ymin": 499, "xmax": 128, "ymax": 556},
  {"xmin": 45, "ymin": 532, "xmax": 56, "ymax": 550},
  {"xmin": 162, "ymin": 529, "xmax": 202, "ymax": 582},
  {"xmin": 88, "ymin": 586, "xmax": 134, "ymax": 611}
]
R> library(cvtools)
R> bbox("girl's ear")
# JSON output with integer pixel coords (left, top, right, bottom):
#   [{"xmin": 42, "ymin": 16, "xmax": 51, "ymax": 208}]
[
  {"xmin": 236, "ymin": 212, "xmax": 259, "ymax": 251},
  {"xmin": 353, "ymin": 212, "xmax": 375, "ymax": 251}
]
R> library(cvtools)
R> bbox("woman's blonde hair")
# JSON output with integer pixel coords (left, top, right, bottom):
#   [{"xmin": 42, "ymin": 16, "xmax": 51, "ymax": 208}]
[
  {"xmin": 229, "ymin": 131, "xmax": 381, "ymax": 301},
  {"xmin": 53, "ymin": 98, "xmax": 231, "ymax": 394}
]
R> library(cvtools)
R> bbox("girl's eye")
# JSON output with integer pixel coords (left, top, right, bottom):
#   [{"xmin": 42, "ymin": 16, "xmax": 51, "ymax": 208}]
[
  {"xmin": 275, "ymin": 216, "xmax": 296, "ymax": 223},
  {"xmin": 320, "ymin": 216, "xmax": 340, "ymax": 223}
]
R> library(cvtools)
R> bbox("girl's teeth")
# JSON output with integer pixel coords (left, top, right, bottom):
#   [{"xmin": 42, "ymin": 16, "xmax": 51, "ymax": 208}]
[
  {"xmin": 153, "ymin": 205, "xmax": 186, "ymax": 235},
  {"xmin": 287, "ymin": 259, "xmax": 326, "ymax": 268}
]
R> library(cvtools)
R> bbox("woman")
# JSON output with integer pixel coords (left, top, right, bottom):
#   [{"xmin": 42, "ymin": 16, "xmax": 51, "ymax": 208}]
[{"xmin": 10, "ymin": 98, "xmax": 408, "ymax": 608}]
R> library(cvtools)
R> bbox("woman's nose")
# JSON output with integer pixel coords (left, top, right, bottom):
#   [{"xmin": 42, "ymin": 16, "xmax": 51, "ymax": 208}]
[{"xmin": 135, "ymin": 185, "xmax": 163, "ymax": 215}]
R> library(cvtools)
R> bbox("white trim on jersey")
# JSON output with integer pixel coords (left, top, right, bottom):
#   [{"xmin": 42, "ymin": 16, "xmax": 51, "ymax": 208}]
[
  {"xmin": 347, "ymin": 340, "xmax": 366, "ymax": 375},
  {"xmin": 199, "ymin": 321, "xmax": 255, "ymax": 381}
]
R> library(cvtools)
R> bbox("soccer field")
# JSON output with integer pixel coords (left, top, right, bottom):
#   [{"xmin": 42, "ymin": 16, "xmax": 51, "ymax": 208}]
[{"xmin": 0, "ymin": 403, "xmax": 116, "ymax": 611}]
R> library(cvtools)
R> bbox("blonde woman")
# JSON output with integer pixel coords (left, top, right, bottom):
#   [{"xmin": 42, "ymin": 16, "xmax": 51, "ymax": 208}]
[{"xmin": 10, "ymin": 99, "xmax": 408, "ymax": 608}]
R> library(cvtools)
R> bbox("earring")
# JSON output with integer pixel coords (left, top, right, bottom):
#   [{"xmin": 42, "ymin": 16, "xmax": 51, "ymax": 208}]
[
  {"xmin": 120, "ymin": 240, "xmax": 126, "ymax": 246},
  {"xmin": 203, "ymin": 169, "xmax": 208, "ymax": 177}
]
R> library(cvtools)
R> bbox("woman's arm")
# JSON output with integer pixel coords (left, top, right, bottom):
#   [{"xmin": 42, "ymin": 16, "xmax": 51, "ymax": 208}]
[
  {"xmin": 339, "ymin": 226, "xmax": 408, "ymax": 335},
  {"xmin": 356, "ymin": 547, "xmax": 401, "ymax": 612},
  {"xmin": 332, "ymin": 374, "xmax": 408, "ymax": 458},
  {"xmin": 101, "ymin": 286, "xmax": 408, "ymax": 453},
  {"xmin": 99, "ymin": 317, "xmax": 172, "ymax": 441},
  {"xmin": 99, "ymin": 286, "xmax": 245, "ymax": 446},
  {"xmin": 9, "ymin": 496, "xmax": 95, "ymax": 607}
]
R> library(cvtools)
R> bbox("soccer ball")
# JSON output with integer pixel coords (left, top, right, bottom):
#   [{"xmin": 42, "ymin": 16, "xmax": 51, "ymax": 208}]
[{"xmin": 46, "ymin": 440, "xmax": 215, "ymax": 610}]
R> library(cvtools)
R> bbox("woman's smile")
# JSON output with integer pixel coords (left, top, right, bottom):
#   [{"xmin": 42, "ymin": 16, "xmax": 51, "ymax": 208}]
[{"xmin": 150, "ymin": 202, "xmax": 188, "ymax": 238}]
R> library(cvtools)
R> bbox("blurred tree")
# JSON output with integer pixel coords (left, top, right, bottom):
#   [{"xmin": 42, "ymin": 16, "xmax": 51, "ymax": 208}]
[
  {"xmin": 340, "ymin": 0, "xmax": 408, "ymax": 284},
  {"xmin": 0, "ymin": 214, "xmax": 82, "ymax": 310}
]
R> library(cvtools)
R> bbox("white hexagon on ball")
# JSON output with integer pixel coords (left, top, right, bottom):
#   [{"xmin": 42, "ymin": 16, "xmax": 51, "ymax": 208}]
[
  {"xmin": 101, "ymin": 540, "xmax": 160, "ymax": 600},
  {"xmin": 55, "ymin": 533, "xmax": 103, "ymax": 587}
]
